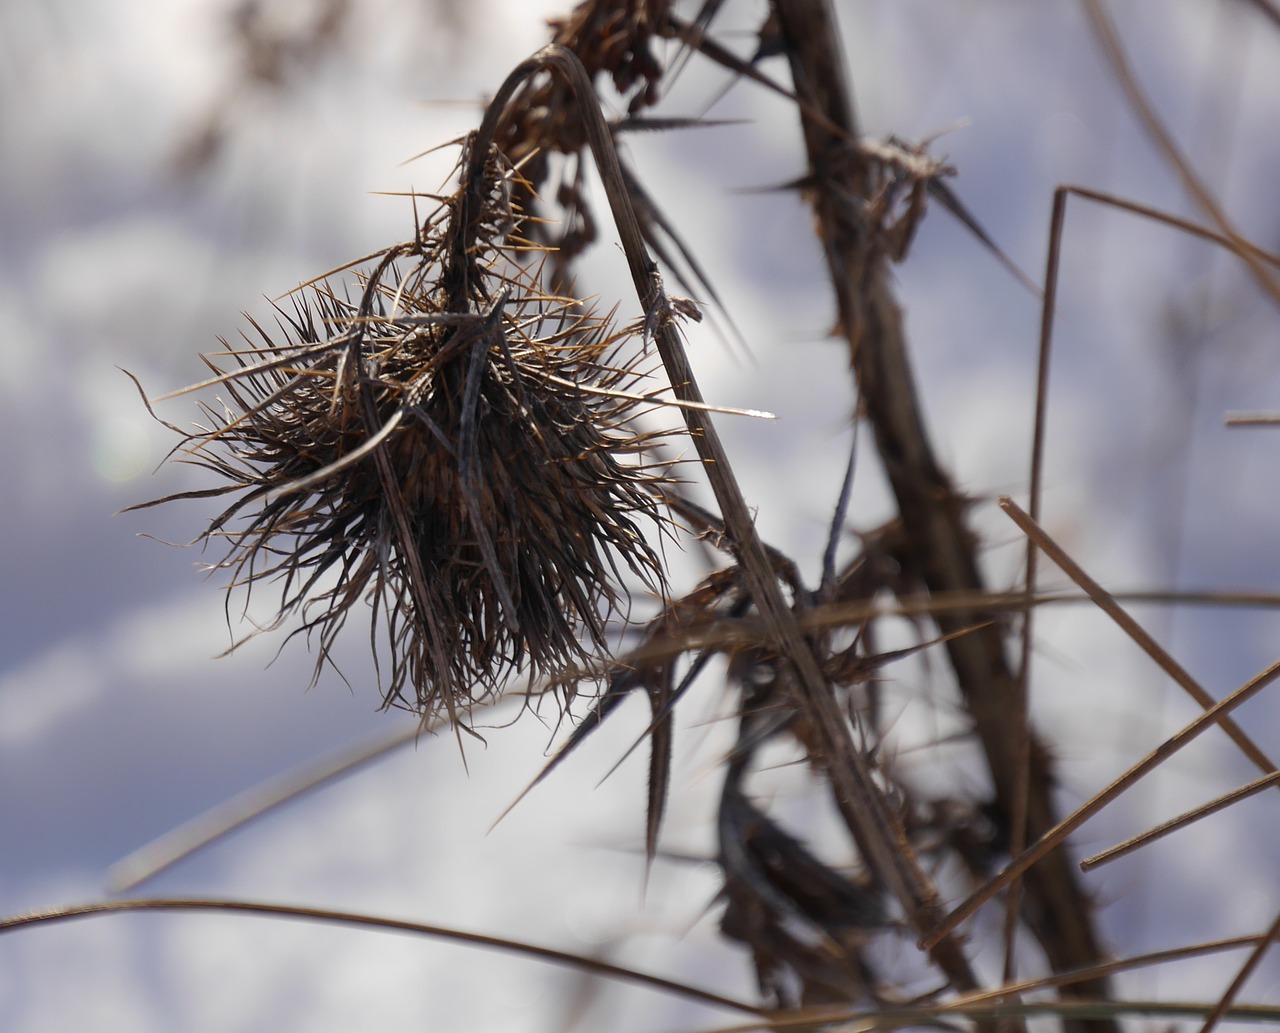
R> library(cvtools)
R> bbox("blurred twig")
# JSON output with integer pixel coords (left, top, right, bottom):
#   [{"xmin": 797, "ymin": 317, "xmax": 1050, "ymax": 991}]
[
  {"xmin": 0, "ymin": 898, "xmax": 766, "ymax": 1019},
  {"xmin": 1082, "ymin": 0, "xmax": 1280, "ymax": 308},
  {"xmin": 771, "ymin": 1, "xmax": 1114, "ymax": 1024}
]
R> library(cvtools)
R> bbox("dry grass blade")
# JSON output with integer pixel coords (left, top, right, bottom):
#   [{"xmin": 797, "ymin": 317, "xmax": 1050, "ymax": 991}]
[
  {"xmin": 717, "ymin": 932, "xmax": 1280, "ymax": 1031},
  {"xmin": 462, "ymin": 589, "xmax": 1280, "ymax": 700},
  {"xmin": 1081, "ymin": 768, "xmax": 1280, "ymax": 871},
  {"xmin": 923, "ymin": 653, "xmax": 1280, "ymax": 951},
  {"xmin": 958, "ymin": 933, "xmax": 1277, "ymax": 1008},
  {"xmin": 665, "ymin": 997, "xmax": 1280, "ymax": 1033},
  {"xmin": 1051, "ymin": 186, "xmax": 1280, "ymax": 267},
  {"xmin": 1020, "ymin": 182, "xmax": 1280, "ymax": 967},
  {"xmin": 0, "ymin": 899, "xmax": 766, "ymax": 1019},
  {"xmin": 1028, "ymin": 183, "xmax": 1280, "ymax": 552},
  {"xmin": 1000, "ymin": 496, "xmax": 1277, "ymax": 775},
  {"xmin": 923, "ymin": 499, "xmax": 1280, "ymax": 951},
  {"xmin": 1225, "ymin": 412, "xmax": 1280, "ymax": 426},
  {"xmin": 1017, "ymin": 178, "xmax": 1280, "ymax": 991},
  {"xmin": 109, "ymin": 722, "xmax": 423, "ymax": 892},
  {"xmin": 1198, "ymin": 912, "xmax": 1280, "ymax": 1033}
]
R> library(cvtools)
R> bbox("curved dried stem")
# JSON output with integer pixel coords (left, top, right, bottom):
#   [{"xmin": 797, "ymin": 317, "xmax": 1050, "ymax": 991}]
[
  {"xmin": 463, "ymin": 40, "xmax": 987, "ymax": 1002},
  {"xmin": 0, "ymin": 898, "xmax": 767, "ymax": 1019}
]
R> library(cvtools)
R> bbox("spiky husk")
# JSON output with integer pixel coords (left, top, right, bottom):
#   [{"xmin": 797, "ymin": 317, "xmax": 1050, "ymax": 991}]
[{"xmin": 150, "ymin": 152, "xmax": 671, "ymax": 719}]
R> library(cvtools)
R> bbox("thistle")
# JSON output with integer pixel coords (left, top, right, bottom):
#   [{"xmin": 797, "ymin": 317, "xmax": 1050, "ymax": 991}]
[{"xmin": 137, "ymin": 142, "xmax": 671, "ymax": 720}]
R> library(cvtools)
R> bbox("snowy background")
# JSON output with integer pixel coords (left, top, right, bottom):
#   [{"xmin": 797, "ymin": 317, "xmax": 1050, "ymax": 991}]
[{"xmin": 3, "ymin": 1, "xmax": 1280, "ymax": 1029}]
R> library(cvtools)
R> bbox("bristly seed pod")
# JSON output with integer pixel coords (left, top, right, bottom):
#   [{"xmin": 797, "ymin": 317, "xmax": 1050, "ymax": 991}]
[{"xmin": 136, "ymin": 144, "xmax": 673, "ymax": 721}]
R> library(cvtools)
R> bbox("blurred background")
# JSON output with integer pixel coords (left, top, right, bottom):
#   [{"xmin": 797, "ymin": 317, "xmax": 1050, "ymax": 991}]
[{"xmin": 2, "ymin": 1, "xmax": 1279, "ymax": 1029}]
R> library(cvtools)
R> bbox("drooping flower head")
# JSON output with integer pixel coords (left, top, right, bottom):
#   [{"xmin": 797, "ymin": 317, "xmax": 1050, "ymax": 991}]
[{"xmin": 141, "ymin": 142, "xmax": 671, "ymax": 720}]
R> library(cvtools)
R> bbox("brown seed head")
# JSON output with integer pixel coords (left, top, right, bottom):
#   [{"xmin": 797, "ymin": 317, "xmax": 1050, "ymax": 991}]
[{"xmin": 142, "ymin": 147, "xmax": 673, "ymax": 720}]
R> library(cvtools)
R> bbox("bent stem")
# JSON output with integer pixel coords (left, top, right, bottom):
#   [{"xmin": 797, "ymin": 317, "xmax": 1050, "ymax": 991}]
[{"xmin": 459, "ymin": 43, "xmax": 986, "ymax": 999}]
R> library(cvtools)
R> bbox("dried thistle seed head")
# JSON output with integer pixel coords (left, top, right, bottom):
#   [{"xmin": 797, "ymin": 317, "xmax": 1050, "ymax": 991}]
[{"xmin": 141, "ymin": 153, "xmax": 673, "ymax": 721}]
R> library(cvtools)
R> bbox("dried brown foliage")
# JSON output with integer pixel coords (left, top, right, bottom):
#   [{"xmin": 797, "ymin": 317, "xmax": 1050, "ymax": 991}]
[
  {"xmin": 134, "ymin": 2, "xmax": 1113, "ymax": 1025},
  {"xmin": 93, "ymin": 2, "xmax": 1280, "ymax": 1032}
]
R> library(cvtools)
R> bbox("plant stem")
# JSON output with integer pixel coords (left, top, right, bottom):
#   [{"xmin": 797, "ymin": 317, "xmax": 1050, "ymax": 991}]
[
  {"xmin": 769, "ymin": 1, "xmax": 1117, "ymax": 1028},
  {"xmin": 465, "ymin": 41, "xmax": 989, "ymax": 1002}
]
